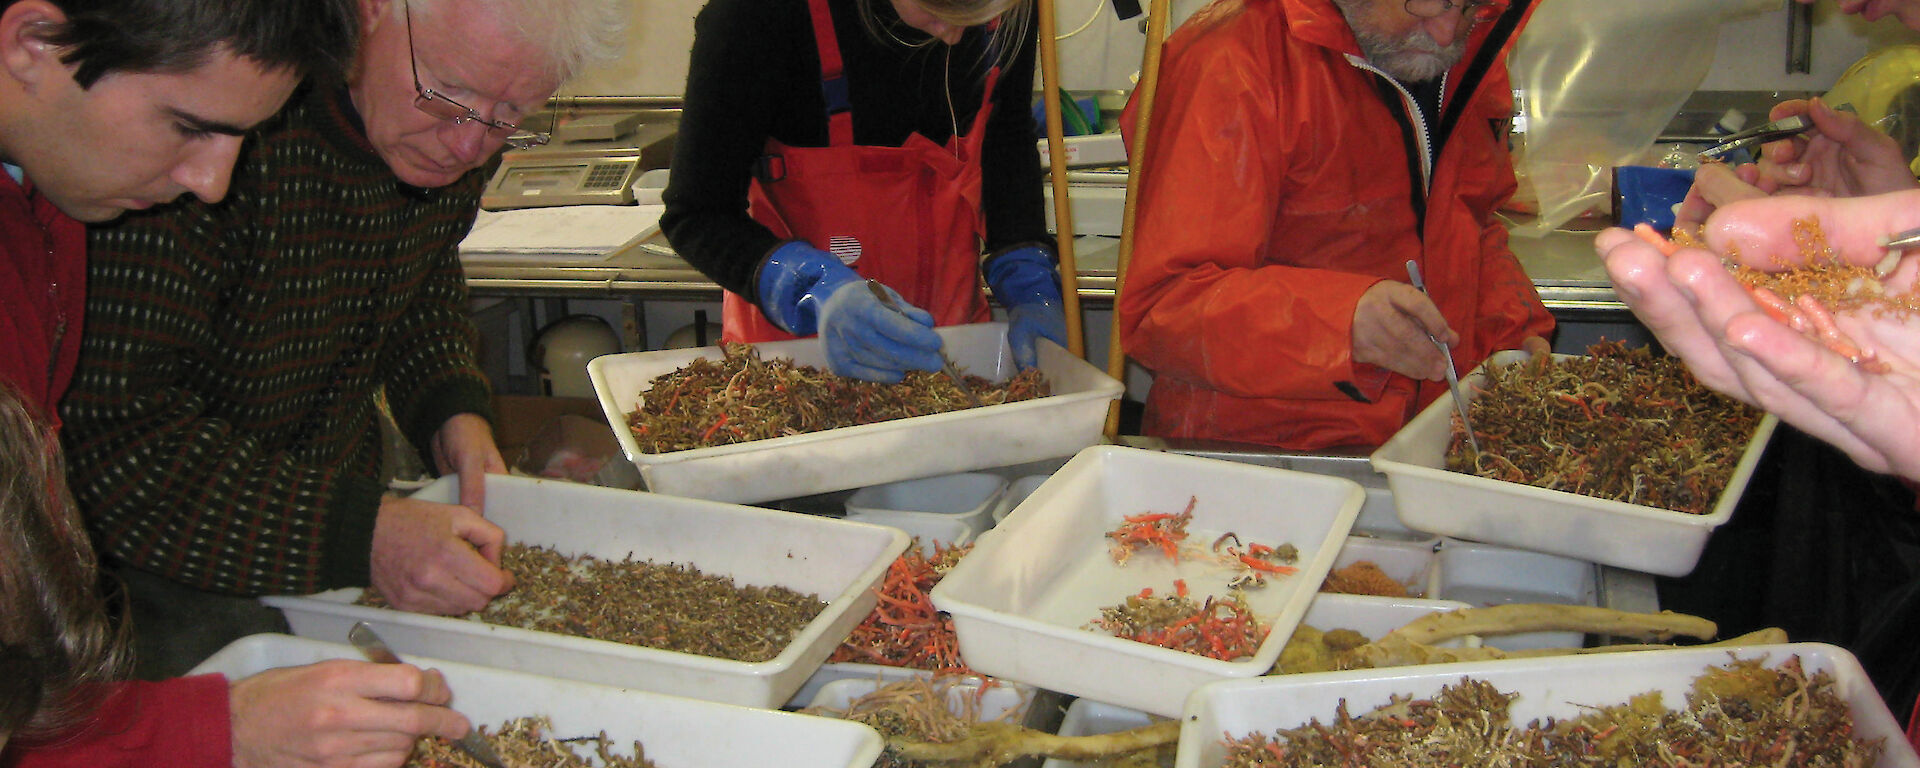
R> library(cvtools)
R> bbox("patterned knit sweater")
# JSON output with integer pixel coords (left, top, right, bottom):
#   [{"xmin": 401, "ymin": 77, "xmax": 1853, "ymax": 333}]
[{"xmin": 60, "ymin": 82, "xmax": 494, "ymax": 597}]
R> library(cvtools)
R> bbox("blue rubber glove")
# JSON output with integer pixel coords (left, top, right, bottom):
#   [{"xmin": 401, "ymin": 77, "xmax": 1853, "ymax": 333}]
[
  {"xmin": 756, "ymin": 241, "xmax": 945, "ymax": 382},
  {"xmin": 984, "ymin": 245, "xmax": 1068, "ymax": 370}
]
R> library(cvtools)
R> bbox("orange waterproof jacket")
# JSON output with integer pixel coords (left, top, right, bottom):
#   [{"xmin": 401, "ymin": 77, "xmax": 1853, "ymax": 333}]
[{"xmin": 1119, "ymin": 0, "xmax": 1554, "ymax": 450}]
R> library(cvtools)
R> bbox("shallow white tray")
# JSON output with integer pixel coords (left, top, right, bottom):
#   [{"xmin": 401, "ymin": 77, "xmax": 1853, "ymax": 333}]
[
  {"xmin": 846, "ymin": 472, "xmax": 1007, "ymax": 540},
  {"xmin": 1177, "ymin": 643, "xmax": 1919, "ymax": 768},
  {"xmin": 1327, "ymin": 536, "xmax": 1438, "ymax": 598},
  {"xmin": 590, "ymin": 322, "xmax": 1124, "ymax": 504},
  {"xmin": 809, "ymin": 675, "xmax": 1032, "ymax": 725},
  {"xmin": 932, "ymin": 446, "xmax": 1363, "ymax": 717},
  {"xmin": 1043, "ymin": 698, "xmax": 1169, "ymax": 768},
  {"xmin": 1297, "ymin": 593, "xmax": 1474, "ymax": 647},
  {"xmin": 263, "ymin": 474, "xmax": 906, "ymax": 709},
  {"xmin": 993, "ymin": 473, "xmax": 1052, "ymax": 525},
  {"xmin": 1370, "ymin": 351, "xmax": 1777, "ymax": 577},
  {"xmin": 192, "ymin": 634, "xmax": 883, "ymax": 768},
  {"xmin": 784, "ymin": 661, "xmax": 1040, "ymax": 713},
  {"xmin": 1434, "ymin": 538, "xmax": 1596, "ymax": 651}
]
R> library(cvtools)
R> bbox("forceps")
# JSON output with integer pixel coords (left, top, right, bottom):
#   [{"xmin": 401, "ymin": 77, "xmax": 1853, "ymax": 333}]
[
  {"xmin": 1883, "ymin": 226, "xmax": 1920, "ymax": 253},
  {"xmin": 1696, "ymin": 114, "xmax": 1815, "ymax": 163}
]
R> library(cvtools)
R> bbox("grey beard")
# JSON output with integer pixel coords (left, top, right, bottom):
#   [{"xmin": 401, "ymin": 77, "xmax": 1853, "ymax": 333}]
[
  {"xmin": 1355, "ymin": 24, "xmax": 1465, "ymax": 82},
  {"xmin": 1332, "ymin": 0, "xmax": 1468, "ymax": 83}
]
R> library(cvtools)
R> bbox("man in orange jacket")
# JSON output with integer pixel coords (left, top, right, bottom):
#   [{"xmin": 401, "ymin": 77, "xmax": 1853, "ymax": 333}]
[{"xmin": 1120, "ymin": 0, "xmax": 1554, "ymax": 450}]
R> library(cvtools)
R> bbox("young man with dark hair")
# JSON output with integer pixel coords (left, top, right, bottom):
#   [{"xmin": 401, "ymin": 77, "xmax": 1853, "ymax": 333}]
[{"xmin": 0, "ymin": 2, "xmax": 480, "ymax": 767}]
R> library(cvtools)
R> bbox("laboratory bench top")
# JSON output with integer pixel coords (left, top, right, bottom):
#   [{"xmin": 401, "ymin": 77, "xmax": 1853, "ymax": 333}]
[{"xmin": 461, "ymin": 223, "xmax": 1622, "ymax": 314}]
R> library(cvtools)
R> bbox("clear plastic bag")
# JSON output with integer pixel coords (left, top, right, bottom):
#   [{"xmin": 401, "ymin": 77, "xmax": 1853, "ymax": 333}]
[{"xmin": 1505, "ymin": 0, "xmax": 1775, "ymax": 236}]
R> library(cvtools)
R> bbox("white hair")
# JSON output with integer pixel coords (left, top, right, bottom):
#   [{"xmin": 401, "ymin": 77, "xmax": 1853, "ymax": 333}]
[{"xmin": 405, "ymin": 0, "xmax": 629, "ymax": 81}]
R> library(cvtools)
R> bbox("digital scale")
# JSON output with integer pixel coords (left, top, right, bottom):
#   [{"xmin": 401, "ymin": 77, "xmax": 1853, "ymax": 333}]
[{"xmin": 481, "ymin": 114, "xmax": 675, "ymax": 211}]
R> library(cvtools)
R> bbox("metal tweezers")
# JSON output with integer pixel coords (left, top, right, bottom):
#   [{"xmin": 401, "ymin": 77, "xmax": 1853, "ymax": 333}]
[
  {"xmin": 1882, "ymin": 226, "xmax": 1920, "ymax": 252},
  {"xmin": 1696, "ymin": 114, "xmax": 1815, "ymax": 163}
]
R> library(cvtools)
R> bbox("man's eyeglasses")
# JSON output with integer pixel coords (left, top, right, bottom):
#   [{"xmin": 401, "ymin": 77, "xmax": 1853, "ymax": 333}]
[
  {"xmin": 404, "ymin": 1, "xmax": 550, "ymax": 149},
  {"xmin": 1403, "ymin": 0, "xmax": 1503, "ymax": 23}
]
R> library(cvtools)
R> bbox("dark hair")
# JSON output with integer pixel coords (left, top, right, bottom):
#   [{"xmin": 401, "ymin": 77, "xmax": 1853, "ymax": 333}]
[
  {"xmin": 8, "ymin": 0, "xmax": 360, "ymax": 89},
  {"xmin": 0, "ymin": 380, "xmax": 126, "ymax": 743}
]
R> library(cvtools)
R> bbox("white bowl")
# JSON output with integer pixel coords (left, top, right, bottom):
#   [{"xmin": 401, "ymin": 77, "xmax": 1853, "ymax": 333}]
[
  {"xmin": 263, "ymin": 474, "xmax": 906, "ymax": 709},
  {"xmin": 849, "ymin": 515, "xmax": 975, "ymax": 557},
  {"xmin": 192, "ymin": 634, "xmax": 883, "ymax": 768},
  {"xmin": 932, "ymin": 446, "xmax": 1363, "ymax": 717},
  {"xmin": 1326, "ymin": 536, "xmax": 1439, "ymax": 599},
  {"xmin": 992, "ymin": 473, "xmax": 1052, "ymax": 525},
  {"xmin": 1043, "ymin": 698, "xmax": 1168, "ymax": 768},
  {"xmin": 590, "ymin": 322, "xmax": 1124, "ymax": 504},
  {"xmin": 808, "ymin": 676, "xmax": 1032, "ymax": 729},
  {"xmin": 846, "ymin": 472, "xmax": 1007, "ymax": 539},
  {"xmin": 1370, "ymin": 351, "xmax": 1776, "ymax": 576},
  {"xmin": 1432, "ymin": 538, "xmax": 1596, "ymax": 651}
]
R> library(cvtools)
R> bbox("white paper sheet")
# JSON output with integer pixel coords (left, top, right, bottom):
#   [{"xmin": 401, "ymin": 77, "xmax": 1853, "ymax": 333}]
[{"xmin": 459, "ymin": 203, "xmax": 664, "ymax": 260}]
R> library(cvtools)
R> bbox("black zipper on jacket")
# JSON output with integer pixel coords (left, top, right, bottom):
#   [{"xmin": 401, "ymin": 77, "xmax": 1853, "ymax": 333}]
[
  {"xmin": 1368, "ymin": 0, "xmax": 1533, "ymax": 234},
  {"xmin": 1372, "ymin": 76, "xmax": 1428, "ymax": 229},
  {"xmin": 1436, "ymin": 0, "xmax": 1532, "ymax": 144}
]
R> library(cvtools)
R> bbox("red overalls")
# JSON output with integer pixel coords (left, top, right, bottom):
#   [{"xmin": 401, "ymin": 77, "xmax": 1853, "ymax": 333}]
[{"xmin": 721, "ymin": 0, "xmax": 998, "ymax": 342}]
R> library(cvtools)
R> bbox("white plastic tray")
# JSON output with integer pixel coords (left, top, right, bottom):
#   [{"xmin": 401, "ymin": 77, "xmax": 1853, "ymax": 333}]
[
  {"xmin": 1370, "ymin": 352, "xmax": 1777, "ymax": 577},
  {"xmin": 263, "ymin": 474, "xmax": 906, "ymax": 709},
  {"xmin": 1177, "ymin": 643, "xmax": 1920, "ymax": 768},
  {"xmin": 1327, "ymin": 536, "xmax": 1438, "ymax": 598},
  {"xmin": 809, "ymin": 675, "xmax": 1032, "ymax": 725},
  {"xmin": 932, "ymin": 446, "xmax": 1363, "ymax": 717},
  {"xmin": 1043, "ymin": 698, "xmax": 1168, "ymax": 768},
  {"xmin": 1434, "ymin": 538, "xmax": 1596, "ymax": 651},
  {"xmin": 1298, "ymin": 593, "xmax": 1473, "ymax": 644},
  {"xmin": 784, "ymin": 661, "xmax": 1040, "ymax": 713},
  {"xmin": 590, "ymin": 322, "xmax": 1124, "ymax": 504},
  {"xmin": 846, "ymin": 471, "xmax": 1007, "ymax": 539},
  {"xmin": 993, "ymin": 473, "xmax": 1051, "ymax": 525},
  {"xmin": 192, "ymin": 634, "xmax": 883, "ymax": 768}
]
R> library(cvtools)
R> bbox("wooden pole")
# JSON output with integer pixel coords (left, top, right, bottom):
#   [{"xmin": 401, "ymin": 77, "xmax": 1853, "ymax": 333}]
[
  {"xmin": 1102, "ymin": 0, "xmax": 1171, "ymax": 440},
  {"xmin": 1035, "ymin": 0, "xmax": 1085, "ymax": 358}
]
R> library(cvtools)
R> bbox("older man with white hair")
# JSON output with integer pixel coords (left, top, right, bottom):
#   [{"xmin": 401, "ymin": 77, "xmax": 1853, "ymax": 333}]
[{"xmin": 58, "ymin": 0, "xmax": 630, "ymax": 677}]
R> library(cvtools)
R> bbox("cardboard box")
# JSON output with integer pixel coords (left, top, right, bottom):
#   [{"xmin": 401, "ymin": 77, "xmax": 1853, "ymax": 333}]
[{"xmin": 491, "ymin": 395, "xmax": 638, "ymax": 489}]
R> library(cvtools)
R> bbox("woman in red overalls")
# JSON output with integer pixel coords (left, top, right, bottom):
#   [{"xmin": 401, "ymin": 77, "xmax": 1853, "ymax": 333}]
[{"xmin": 662, "ymin": 0, "xmax": 1065, "ymax": 382}]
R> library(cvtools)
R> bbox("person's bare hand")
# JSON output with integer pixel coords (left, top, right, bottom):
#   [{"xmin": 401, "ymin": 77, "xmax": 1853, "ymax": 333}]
[
  {"xmin": 430, "ymin": 413, "xmax": 504, "ymax": 511},
  {"xmin": 230, "ymin": 660, "xmax": 469, "ymax": 768},
  {"xmin": 1351, "ymin": 281, "xmax": 1453, "ymax": 381},
  {"xmin": 370, "ymin": 496, "xmax": 513, "ymax": 615},
  {"xmin": 1599, "ymin": 190, "xmax": 1920, "ymax": 479},
  {"xmin": 1755, "ymin": 97, "xmax": 1919, "ymax": 199},
  {"xmin": 1674, "ymin": 162, "xmax": 1769, "ymax": 232},
  {"xmin": 1518, "ymin": 336, "xmax": 1552, "ymax": 359}
]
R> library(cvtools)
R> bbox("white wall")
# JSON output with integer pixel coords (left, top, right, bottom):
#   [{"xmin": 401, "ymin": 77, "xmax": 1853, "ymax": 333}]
[
  {"xmin": 1697, "ymin": 3, "xmax": 1918, "ymax": 92},
  {"xmin": 564, "ymin": 0, "xmax": 703, "ymax": 96},
  {"xmin": 563, "ymin": 0, "xmax": 1920, "ymax": 99}
]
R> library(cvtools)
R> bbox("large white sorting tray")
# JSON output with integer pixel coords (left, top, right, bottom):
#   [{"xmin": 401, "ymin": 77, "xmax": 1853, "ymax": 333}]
[
  {"xmin": 264, "ymin": 473, "xmax": 906, "ymax": 709},
  {"xmin": 192, "ymin": 634, "xmax": 884, "ymax": 768},
  {"xmin": 590, "ymin": 322, "xmax": 1123, "ymax": 504},
  {"xmin": 1177, "ymin": 642, "xmax": 1918, "ymax": 768}
]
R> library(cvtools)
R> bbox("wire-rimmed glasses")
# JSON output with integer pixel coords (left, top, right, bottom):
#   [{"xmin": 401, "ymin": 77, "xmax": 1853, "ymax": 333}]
[
  {"xmin": 403, "ymin": 1, "xmax": 550, "ymax": 149},
  {"xmin": 1403, "ymin": 0, "xmax": 1502, "ymax": 23}
]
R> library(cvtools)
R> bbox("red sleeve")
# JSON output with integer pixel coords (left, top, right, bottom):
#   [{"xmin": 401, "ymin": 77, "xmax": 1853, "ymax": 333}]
[
  {"xmin": 1908, "ymin": 690, "xmax": 1920, "ymax": 754},
  {"xmin": 4, "ymin": 675, "xmax": 231, "ymax": 768}
]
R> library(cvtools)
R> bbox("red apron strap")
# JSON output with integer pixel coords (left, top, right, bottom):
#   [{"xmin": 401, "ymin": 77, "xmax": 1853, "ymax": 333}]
[
  {"xmin": 804, "ymin": 0, "xmax": 854, "ymax": 146},
  {"xmin": 967, "ymin": 67, "xmax": 1001, "ymax": 138}
]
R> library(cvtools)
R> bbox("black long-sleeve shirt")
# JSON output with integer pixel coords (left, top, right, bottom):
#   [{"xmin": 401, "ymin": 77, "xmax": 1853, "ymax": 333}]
[{"xmin": 661, "ymin": 0, "xmax": 1049, "ymax": 301}]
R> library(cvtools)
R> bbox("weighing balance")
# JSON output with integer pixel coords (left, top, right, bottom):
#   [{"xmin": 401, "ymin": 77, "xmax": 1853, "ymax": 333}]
[{"xmin": 482, "ymin": 112, "xmax": 675, "ymax": 210}]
